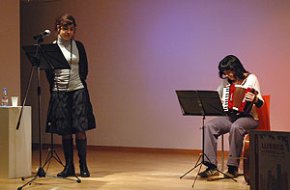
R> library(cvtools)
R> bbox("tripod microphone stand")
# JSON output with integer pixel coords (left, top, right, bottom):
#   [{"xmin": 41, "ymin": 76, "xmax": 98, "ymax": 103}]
[
  {"xmin": 17, "ymin": 39, "xmax": 81, "ymax": 190},
  {"xmin": 176, "ymin": 90, "xmax": 237, "ymax": 188},
  {"xmin": 17, "ymin": 48, "xmax": 49, "ymax": 190},
  {"xmin": 42, "ymin": 133, "xmax": 64, "ymax": 171}
]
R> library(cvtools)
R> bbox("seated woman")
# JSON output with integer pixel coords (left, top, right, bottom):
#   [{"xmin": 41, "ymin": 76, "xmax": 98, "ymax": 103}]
[{"xmin": 198, "ymin": 55, "xmax": 264, "ymax": 178}]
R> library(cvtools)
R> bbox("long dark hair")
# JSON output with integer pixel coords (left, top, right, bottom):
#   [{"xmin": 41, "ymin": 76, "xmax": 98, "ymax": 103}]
[{"xmin": 218, "ymin": 55, "xmax": 249, "ymax": 82}]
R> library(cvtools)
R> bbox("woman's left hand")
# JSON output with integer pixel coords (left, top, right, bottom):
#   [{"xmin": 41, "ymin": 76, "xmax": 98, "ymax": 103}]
[{"xmin": 245, "ymin": 92, "xmax": 257, "ymax": 102}]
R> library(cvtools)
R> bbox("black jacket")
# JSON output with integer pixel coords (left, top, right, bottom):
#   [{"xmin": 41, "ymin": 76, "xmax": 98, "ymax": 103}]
[{"xmin": 45, "ymin": 40, "xmax": 89, "ymax": 92}]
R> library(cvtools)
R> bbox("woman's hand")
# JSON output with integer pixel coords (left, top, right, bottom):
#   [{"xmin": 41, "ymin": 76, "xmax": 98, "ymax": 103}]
[{"xmin": 245, "ymin": 92, "xmax": 257, "ymax": 102}]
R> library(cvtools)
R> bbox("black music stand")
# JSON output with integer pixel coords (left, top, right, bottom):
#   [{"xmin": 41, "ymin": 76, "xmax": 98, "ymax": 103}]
[
  {"xmin": 176, "ymin": 90, "xmax": 236, "ymax": 187},
  {"xmin": 22, "ymin": 43, "xmax": 71, "ymax": 70},
  {"xmin": 17, "ymin": 43, "xmax": 80, "ymax": 190},
  {"xmin": 22, "ymin": 44, "xmax": 69, "ymax": 170}
]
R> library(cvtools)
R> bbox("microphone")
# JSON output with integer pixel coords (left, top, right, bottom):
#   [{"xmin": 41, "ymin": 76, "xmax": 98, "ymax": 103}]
[{"xmin": 33, "ymin": 29, "xmax": 51, "ymax": 40}]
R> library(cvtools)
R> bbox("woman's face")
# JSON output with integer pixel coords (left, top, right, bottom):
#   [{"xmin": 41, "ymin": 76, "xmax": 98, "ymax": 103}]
[
  {"xmin": 59, "ymin": 24, "xmax": 76, "ymax": 41},
  {"xmin": 223, "ymin": 70, "xmax": 236, "ymax": 81}
]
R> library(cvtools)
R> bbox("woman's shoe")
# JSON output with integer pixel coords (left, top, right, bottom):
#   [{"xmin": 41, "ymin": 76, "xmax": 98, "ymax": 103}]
[
  {"xmin": 224, "ymin": 166, "xmax": 238, "ymax": 178},
  {"xmin": 80, "ymin": 162, "xmax": 90, "ymax": 177},
  {"xmin": 57, "ymin": 164, "xmax": 76, "ymax": 177},
  {"xmin": 198, "ymin": 167, "xmax": 219, "ymax": 178}
]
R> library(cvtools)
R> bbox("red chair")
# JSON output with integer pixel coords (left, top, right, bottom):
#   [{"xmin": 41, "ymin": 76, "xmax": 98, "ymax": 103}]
[{"xmin": 243, "ymin": 95, "xmax": 271, "ymax": 184}]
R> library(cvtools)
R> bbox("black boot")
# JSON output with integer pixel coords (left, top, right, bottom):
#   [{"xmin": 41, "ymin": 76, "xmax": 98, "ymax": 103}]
[
  {"xmin": 76, "ymin": 139, "xmax": 90, "ymax": 177},
  {"xmin": 57, "ymin": 139, "xmax": 76, "ymax": 177}
]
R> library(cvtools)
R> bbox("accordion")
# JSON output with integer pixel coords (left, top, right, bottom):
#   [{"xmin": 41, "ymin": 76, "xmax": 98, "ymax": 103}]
[{"xmin": 222, "ymin": 84, "xmax": 256, "ymax": 114}]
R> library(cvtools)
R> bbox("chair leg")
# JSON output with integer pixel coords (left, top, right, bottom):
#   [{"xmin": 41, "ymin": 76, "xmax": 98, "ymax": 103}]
[{"xmin": 221, "ymin": 134, "xmax": 225, "ymax": 171}]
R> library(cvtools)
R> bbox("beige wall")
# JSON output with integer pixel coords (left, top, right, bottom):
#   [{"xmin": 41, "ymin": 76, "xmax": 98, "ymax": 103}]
[
  {"xmin": 21, "ymin": 0, "xmax": 290, "ymax": 150},
  {"xmin": 0, "ymin": 0, "xmax": 20, "ymax": 99}
]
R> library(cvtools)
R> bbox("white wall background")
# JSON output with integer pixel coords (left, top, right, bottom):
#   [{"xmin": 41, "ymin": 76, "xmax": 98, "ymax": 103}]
[{"xmin": 20, "ymin": 0, "xmax": 290, "ymax": 150}]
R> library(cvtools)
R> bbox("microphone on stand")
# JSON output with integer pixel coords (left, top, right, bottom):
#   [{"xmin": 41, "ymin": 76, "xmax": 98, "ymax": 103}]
[{"xmin": 33, "ymin": 29, "xmax": 51, "ymax": 40}]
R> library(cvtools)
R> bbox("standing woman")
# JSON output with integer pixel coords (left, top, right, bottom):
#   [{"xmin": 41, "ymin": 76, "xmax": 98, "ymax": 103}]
[{"xmin": 45, "ymin": 14, "xmax": 96, "ymax": 178}]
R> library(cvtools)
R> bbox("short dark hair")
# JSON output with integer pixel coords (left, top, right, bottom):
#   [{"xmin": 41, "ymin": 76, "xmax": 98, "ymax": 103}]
[
  {"xmin": 55, "ymin": 14, "xmax": 77, "ymax": 31},
  {"xmin": 218, "ymin": 55, "xmax": 248, "ymax": 81}
]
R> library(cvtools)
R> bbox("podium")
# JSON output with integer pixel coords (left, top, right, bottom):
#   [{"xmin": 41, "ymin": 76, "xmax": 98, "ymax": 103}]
[{"xmin": 0, "ymin": 106, "xmax": 31, "ymax": 178}]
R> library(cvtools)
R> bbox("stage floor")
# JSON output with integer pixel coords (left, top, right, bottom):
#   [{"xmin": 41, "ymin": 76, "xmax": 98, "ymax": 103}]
[{"xmin": 0, "ymin": 146, "xmax": 249, "ymax": 190}]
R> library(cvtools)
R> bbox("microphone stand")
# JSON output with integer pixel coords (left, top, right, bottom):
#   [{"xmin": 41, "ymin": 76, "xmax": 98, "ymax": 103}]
[{"xmin": 17, "ymin": 37, "xmax": 46, "ymax": 190}]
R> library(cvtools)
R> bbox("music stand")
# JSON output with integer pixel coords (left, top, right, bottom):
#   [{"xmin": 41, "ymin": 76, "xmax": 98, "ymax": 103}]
[
  {"xmin": 176, "ymin": 90, "xmax": 236, "ymax": 187},
  {"xmin": 22, "ymin": 43, "xmax": 71, "ymax": 70},
  {"xmin": 17, "ymin": 43, "xmax": 80, "ymax": 190}
]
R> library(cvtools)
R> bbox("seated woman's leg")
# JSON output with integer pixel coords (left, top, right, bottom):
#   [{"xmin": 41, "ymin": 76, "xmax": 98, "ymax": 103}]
[
  {"xmin": 199, "ymin": 117, "xmax": 232, "ymax": 178},
  {"xmin": 226, "ymin": 117, "xmax": 258, "ymax": 177}
]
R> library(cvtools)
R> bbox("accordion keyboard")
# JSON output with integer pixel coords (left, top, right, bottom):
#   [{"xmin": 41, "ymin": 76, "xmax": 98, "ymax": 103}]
[{"xmin": 222, "ymin": 86, "xmax": 230, "ymax": 112}]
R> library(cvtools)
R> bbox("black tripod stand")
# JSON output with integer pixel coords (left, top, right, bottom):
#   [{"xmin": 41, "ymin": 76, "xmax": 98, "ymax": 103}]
[
  {"xmin": 176, "ymin": 90, "xmax": 237, "ymax": 188},
  {"xmin": 42, "ymin": 133, "xmax": 64, "ymax": 171},
  {"xmin": 17, "ymin": 40, "xmax": 80, "ymax": 190}
]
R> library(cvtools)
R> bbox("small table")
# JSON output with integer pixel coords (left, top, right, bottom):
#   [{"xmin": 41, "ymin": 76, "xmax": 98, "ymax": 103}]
[{"xmin": 0, "ymin": 106, "xmax": 32, "ymax": 178}]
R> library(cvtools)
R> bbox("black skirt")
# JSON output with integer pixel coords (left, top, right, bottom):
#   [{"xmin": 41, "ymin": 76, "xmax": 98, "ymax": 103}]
[{"xmin": 46, "ymin": 88, "xmax": 96, "ymax": 135}]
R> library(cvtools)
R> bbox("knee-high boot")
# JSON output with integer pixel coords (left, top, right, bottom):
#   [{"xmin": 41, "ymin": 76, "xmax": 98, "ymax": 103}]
[
  {"xmin": 57, "ymin": 139, "xmax": 76, "ymax": 177},
  {"xmin": 76, "ymin": 139, "xmax": 90, "ymax": 177}
]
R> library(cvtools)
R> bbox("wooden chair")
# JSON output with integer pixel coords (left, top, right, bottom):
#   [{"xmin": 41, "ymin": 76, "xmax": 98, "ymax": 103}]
[{"xmin": 243, "ymin": 95, "xmax": 271, "ymax": 184}]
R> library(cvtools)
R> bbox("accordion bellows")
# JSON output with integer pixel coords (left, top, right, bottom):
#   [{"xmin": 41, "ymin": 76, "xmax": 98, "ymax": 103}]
[{"xmin": 222, "ymin": 84, "xmax": 256, "ymax": 114}]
